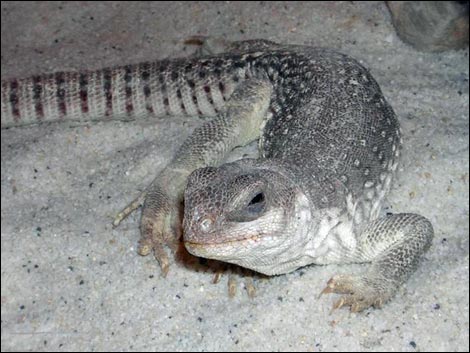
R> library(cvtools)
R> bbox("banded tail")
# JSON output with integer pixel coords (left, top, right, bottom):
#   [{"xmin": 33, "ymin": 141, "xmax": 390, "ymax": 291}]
[{"xmin": 1, "ymin": 57, "xmax": 243, "ymax": 128}]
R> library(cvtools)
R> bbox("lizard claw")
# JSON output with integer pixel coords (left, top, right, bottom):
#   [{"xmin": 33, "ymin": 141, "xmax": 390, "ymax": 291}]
[
  {"xmin": 320, "ymin": 274, "xmax": 392, "ymax": 313},
  {"xmin": 212, "ymin": 266, "xmax": 257, "ymax": 298},
  {"xmin": 137, "ymin": 235, "xmax": 173, "ymax": 277},
  {"xmin": 317, "ymin": 277, "xmax": 338, "ymax": 298},
  {"xmin": 115, "ymin": 165, "xmax": 189, "ymax": 277},
  {"xmin": 113, "ymin": 182, "xmax": 181, "ymax": 277},
  {"xmin": 228, "ymin": 269, "xmax": 257, "ymax": 298},
  {"xmin": 113, "ymin": 191, "xmax": 147, "ymax": 228},
  {"xmin": 139, "ymin": 191, "xmax": 182, "ymax": 277}
]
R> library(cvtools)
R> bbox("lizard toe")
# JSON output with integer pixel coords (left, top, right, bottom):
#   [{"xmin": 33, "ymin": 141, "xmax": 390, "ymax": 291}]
[
  {"xmin": 139, "ymin": 186, "xmax": 182, "ymax": 276},
  {"xmin": 211, "ymin": 265, "xmax": 258, "ymax": 298},
  {"xmin": 322, "ymin": 274, "xmax": 393, "ymax": 312}
]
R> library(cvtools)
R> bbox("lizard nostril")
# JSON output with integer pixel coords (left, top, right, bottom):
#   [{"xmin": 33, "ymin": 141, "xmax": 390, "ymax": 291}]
[{"xmin": 200, "ymin": 217, "xmax": 213, "ymax": 233}]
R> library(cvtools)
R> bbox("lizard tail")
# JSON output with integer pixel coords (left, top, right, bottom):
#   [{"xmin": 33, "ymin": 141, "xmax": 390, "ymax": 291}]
[
  {"xmin": 1, "ymin": 65, "xmax": 153, "ymax": 127},
  {"xmin": 1, "ymin": 58, "xmax": 235, "ymax": 128}
]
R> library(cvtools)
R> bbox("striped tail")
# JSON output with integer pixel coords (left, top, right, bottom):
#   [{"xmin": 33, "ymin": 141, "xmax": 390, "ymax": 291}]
[{"xmin": 1, "ymin": 59, "xmax": 239, "ymax": 128}]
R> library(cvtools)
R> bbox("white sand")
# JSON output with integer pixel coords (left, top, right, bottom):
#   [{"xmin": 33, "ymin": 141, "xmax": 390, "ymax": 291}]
[{"xmin": 1, "ymin": 2, "xmax": 468, "ymax": 351}]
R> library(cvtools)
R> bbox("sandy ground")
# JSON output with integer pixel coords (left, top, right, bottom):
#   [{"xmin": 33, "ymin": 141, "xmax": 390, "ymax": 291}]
[{"xmin": 1, "ymin": 1, "xmax": 468, "ymax": 351}]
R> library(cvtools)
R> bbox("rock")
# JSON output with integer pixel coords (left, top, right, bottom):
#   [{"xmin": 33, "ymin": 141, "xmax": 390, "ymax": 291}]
[{"xmin": 387, "ymin": 1, "xmax": 469, "ymax": 52}]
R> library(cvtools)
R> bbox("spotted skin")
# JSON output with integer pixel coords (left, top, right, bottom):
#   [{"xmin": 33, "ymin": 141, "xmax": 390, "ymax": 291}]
[{"xmin": 1, "ymin": 39, "xmax": 434, "ymax": 311}]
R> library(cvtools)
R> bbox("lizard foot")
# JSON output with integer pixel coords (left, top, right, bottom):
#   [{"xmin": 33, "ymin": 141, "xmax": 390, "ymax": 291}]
[
  {"xmin": 112, "ymin": 186, "xmax": 181, "ymax": 277},
  {"xmin": 320, "ymin": 274, "xmax": 394, "ymax": 313},
  {"xmin": 139, "ymin": 185, "xmax": 182, "ymax": 277},
  {"xmin": 212, "ymin": 266, "xmax": 257, "ymax": 298}
]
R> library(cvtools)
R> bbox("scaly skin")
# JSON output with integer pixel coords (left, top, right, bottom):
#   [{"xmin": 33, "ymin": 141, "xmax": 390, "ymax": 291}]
[{"xmin": 2, "ymin": 39, "xmax": 434, "ymax": 311}]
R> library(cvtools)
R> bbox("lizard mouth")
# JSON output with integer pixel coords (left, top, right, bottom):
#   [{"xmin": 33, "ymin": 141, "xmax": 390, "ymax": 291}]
[
  {"xmin": 184, "ymin": 233, "xmax": 261, "ymax": 247},
  {"xmin": 184, "ymin": 234, "xmax": 282, "ymax": 276},
  {"xmin": 183, "ymin": 233, "xmax": 263, "ymax": 257}
]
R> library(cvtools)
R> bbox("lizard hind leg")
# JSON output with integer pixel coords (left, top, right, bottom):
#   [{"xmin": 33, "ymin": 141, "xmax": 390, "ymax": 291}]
[{"xmin": 320, "ymin": 213, "xmax": 434, "ymax": 312}]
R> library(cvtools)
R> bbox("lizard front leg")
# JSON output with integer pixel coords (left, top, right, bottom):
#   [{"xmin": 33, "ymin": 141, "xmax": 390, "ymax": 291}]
[
  {"xmin": 114, "ymin": 78, "xmax": 273, "ymax": 276},
  {"xmin": 321, "ymin": 213, "xmax": 434, "ymax": 312}
]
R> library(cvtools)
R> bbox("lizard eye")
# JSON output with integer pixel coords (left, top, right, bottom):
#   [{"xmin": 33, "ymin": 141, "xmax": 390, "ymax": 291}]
[
  {"xmin": 247, "ymin": 192, "xmax": 265, "ymax": 214},
  {"xmin": 226, "ymin": 191, "xmax": 267, "ymax": 222}
]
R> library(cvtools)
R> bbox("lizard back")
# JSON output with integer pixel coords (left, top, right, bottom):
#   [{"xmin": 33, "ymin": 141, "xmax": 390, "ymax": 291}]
[
  {"xmin": 258, "ymin": 47, "xmax": 401, "ymax": 217},
  {"xmin": 2, "ymin": 44, "xmax": 400, "ymax": 223}
]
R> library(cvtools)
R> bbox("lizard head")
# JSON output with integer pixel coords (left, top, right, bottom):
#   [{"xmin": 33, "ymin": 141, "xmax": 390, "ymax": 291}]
[{"xmin": 183, "ymin": 159, "xmax": 313, "ymax": 276}]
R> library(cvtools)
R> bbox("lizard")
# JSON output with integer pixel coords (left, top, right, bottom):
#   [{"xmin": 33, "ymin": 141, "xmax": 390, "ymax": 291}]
[{"xmin": 1, "ymin": 39, "xmax": 434, "ymax": 312}]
